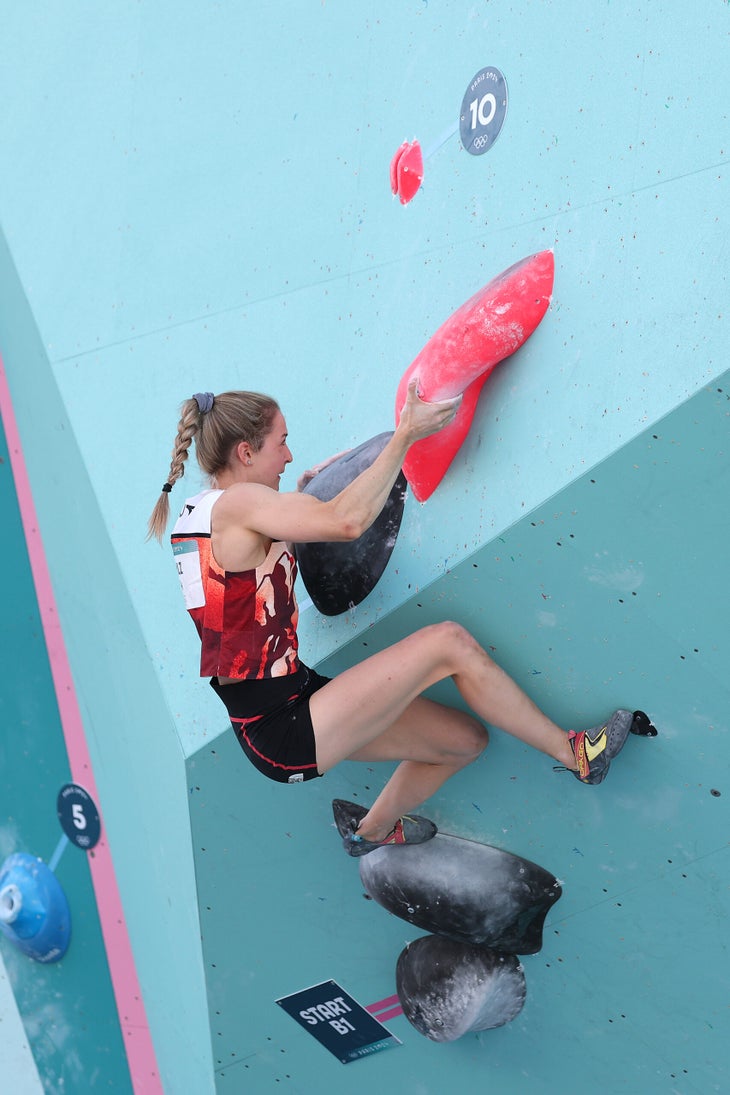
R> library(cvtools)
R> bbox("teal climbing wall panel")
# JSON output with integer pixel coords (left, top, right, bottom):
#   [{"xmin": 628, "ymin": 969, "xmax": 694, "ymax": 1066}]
[
  {"xmin": 0, "ymin": 414, "xmax": 133, "ymax": 1093},
  {"xmin": 187, "ymin": 376, "xmax": 729, "ymax": 1093}
]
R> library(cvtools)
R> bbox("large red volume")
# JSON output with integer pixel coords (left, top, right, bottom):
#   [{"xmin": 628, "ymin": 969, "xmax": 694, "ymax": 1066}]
[{"xmin": 395, "ymin": 249, "xmax": 555, "ymax": 501}]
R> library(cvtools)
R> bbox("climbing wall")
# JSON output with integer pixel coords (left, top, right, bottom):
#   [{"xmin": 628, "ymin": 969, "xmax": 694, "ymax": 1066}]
[
  {"xmin": 0, "ymin": 410, "xmax": 133, "ymax": 1093},
  {"xmin": 188, "ymin": 376, "xmax": 730, "ymax": 1092},
  {"xmin": 0, "ymin": 2, "xmax": 728, "ymax": 1092}
]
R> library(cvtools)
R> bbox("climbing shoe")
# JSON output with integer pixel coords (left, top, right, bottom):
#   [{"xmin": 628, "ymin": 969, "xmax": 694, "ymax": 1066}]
[
  {"xmin": 332, "ymin": 798, "xmax": 437, "ymax": 858},
  {"xmin": 556, "ymin": 709, "xmax": 637, "ymax": 785}
]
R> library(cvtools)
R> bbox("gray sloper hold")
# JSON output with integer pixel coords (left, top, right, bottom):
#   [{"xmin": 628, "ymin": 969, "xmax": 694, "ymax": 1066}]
[
  {"xmin": 358, "ymin": 832, "xmax": 561, "ymax": 954},
  {"xmin": 295, "ymin": 433, "xmax": 407, "ymax": 616},
  {"xmin": 396, "ymin": 936, "xmax": 526, "ymax": 1042}
]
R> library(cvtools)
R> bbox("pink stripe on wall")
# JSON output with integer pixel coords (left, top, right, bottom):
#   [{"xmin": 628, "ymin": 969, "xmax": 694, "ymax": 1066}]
[
  {"xmin": 366, "ymin": 993, "xmax": 401, "ymax": 1014},
  {"xmin": 0, "ymin": 353, "xmax": 163, "ymax": 1094}
]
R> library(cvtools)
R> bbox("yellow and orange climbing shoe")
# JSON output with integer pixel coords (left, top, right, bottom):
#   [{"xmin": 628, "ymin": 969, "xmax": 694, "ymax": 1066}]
[{"xmin": 556, "ymin": 709, "xmax": 656, "ymax": 785}]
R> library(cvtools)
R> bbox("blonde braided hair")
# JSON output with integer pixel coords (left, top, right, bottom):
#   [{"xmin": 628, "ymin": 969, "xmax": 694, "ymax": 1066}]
[{"xmin": 146, "ymin": 390, "xmax": 279, "ymax": 543}]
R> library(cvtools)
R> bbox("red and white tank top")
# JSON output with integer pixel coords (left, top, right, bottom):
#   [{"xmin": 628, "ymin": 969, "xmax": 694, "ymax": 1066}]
[{"xmin": 171, "ymin": 489, "xmax": 299, "ymax": 679}]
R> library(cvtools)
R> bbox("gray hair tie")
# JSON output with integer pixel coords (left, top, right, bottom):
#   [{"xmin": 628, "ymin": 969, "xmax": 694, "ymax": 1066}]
[{"xmin": 193, "ymin": 391, "xmax": 215, "ymax": 414}]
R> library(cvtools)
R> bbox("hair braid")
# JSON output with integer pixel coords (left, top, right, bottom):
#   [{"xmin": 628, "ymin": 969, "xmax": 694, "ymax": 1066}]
[{"xmin": 146, "ymin": 398, "xmax": 200, "ymax": 542}]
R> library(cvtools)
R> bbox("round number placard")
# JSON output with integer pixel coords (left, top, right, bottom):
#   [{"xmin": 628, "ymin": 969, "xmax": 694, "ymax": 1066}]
[
  {"xmin": 57, "ymin": 783, "xmax": 101, "ymax": 850},
  {"xmin": 459, "ymin": 66, "xmax": 508, "ymax": 156}
]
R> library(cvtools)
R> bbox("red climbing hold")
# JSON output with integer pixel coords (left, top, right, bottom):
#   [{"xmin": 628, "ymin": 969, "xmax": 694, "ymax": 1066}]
[
  {"xmin": 390, "ymin": 140, "xmax": 424, "ymax": 205},
  {"xmin": 395, "ymin": 250, "xmax": 555, "ymax": 501}
]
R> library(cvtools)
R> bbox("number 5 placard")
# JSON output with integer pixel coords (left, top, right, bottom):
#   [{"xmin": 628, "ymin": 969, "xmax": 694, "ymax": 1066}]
[
  {"xmin": 459, "ymin": 66, "xmax": 508, "ymax": 156},
  {"xmin": 57, "ymin": 783, "xmax": 101, "ymax": 850}
]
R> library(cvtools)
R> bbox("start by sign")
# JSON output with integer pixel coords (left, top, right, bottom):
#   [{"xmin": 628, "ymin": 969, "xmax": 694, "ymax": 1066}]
[{"xmin": 276, "ymin": 980, "xmax": 401, "ymax": 1064}]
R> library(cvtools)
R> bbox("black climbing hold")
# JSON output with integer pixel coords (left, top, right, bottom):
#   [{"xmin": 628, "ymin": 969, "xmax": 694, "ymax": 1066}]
[
  {"xmin": 296, "ymin": 433, "xmax": 407, "ymax": 616},
  {"xmin": 358, "ymin": 831, "xmax": 561, "ymax": 954},
  {"xmin": 630, "ymin": 710, "xmax": 658, "ymax": 737},
  {"xmin": 396, "ymin": 935, "xmax": 526, "ymax": 1041}
]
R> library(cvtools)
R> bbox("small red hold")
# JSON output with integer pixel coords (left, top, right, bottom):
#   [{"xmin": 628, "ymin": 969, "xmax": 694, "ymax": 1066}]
[{"xmin": 390, "ymin": 140, "xmax": 424, "ymax": 204}]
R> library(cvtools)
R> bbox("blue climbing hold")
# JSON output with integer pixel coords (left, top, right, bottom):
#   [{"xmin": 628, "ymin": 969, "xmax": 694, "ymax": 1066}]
[{"xmin": 0, "ymin": 853, "xmax": 71, "ymax": 963}]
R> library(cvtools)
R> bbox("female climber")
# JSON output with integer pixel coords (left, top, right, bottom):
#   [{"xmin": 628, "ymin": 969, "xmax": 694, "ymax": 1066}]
[{"xmin": 147, "ymin": 384, "xmax": 638, "ymax": 856}]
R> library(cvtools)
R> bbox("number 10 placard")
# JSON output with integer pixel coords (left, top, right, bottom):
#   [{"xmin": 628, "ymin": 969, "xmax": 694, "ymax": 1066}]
[{"xmin": 459, "ymin": 66, "xmax": 508, "ymax": 156}]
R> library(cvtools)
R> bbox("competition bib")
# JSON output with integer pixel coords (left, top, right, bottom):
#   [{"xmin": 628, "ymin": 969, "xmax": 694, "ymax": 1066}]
[{"xmin": 173, "ymin": 539, "xmax": 205, "ymax": 609}]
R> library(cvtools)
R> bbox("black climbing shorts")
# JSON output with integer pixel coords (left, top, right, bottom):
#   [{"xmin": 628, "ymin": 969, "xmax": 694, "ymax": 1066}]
[{"xmin": 210, "ymin": 663, "xmax": 330, "ymax": 784}]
